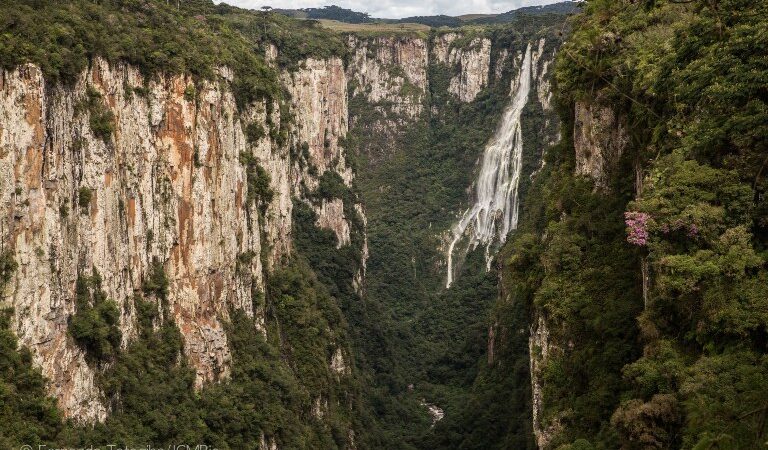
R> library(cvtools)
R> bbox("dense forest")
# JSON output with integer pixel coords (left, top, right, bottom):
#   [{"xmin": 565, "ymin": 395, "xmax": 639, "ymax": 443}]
[{"xmin": 0, "ymin": 0, "xmax": 766, "ymax": 449}]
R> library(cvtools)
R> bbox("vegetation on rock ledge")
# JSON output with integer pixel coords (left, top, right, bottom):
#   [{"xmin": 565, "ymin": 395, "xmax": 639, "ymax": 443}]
[{"xmin": 68, "ymin": 270, "xmax": 122, "ymax": 362}]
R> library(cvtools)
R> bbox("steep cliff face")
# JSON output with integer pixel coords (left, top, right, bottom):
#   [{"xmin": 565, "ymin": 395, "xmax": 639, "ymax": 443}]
[
  {"xmin": 433, "ymin": 33, "xmax": 492, "ymax": 103},
  {"xmin": 285, "ymin": 57, "xmax": 351, "ymax": 187},
  {"xmin": 532, "ymin": 39, "xmax": 559, "ymax": 148},
  {"xmin": 529, "ymin": 316, "xmax": 561, "ymax": 449},
  {"xmin": 523, "ymin": 98, "xmax": 634, "ymax": 449},
  {"xmin": 573, "ymin": 100, "xmax": 629, "ymax": 189},
  {"xmin": 0, "ymin": 54, "xmax": 362, "ymax": 421},
  {"xmin": 347, "ymin": 35, "xmax": 428, "ymax": 120},
  {"xmin": 1, "ymin": 61, "xmax": 254, "ymax": 420},
  {"xmin": 348, "ymin": 31, "xmax": 514, "ymax": 117},
  {"xmin": 282, "ymin": 56, "xmax": 362, "ymax": 253}
]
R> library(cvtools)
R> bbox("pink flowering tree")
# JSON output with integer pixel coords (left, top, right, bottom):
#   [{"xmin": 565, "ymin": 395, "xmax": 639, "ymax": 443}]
[{"xmin": 624, "ymin": 211, "xmax": 650, "ymax": 246}]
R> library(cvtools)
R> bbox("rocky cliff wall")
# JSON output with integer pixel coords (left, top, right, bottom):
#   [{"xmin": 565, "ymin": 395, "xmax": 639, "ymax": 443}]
[
  {"xmin": 0, "ymin": 53, "xmax": 362, "ymax": 421},
  {"xmin": 347, "ymin": 31, "xmax": 528, "ymax": 115},
  {"xmin": 573, "ymin": 100, "xmax": 629, "ymax": 189},
  {"xmin": 347, "ymin": 35, "xmax": 429, "ymax": 120},
  {"xmin": 433, "ymin": 33, "xmax": 492, "ymax": 103}
]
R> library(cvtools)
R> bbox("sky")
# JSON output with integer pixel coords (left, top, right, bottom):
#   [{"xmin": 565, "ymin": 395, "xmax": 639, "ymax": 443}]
[{"xmin": 217, "ymin": 0, "xmax": 568, "ymax": 19}]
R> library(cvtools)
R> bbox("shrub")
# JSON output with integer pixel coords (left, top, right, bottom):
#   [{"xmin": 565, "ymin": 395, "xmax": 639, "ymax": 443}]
[
  {"xmin": 0, "ymin": 310, "xmax": 63, "ymax": 448},
  {"xmin": 0, "ymin": 251, "xmax": 17, "ymax": 287},
  {"xmin": 183, "ymin": 84, "xmax": 196, "ymax": 102},
  {"xmin": 89, "ymin": 108, "xmax": 115, "ymax": 142},
  {"xmin": 236, "ymin": 250, "xmax": 256, "ymax": 274},
  {"xmin": 245, "ymin": 122, "xmax": 266, "ymax": 144},
  {"xmin": 77, "ymin": 87, "xmax": 114, "ymax": 142},
  {"xmin": 68, "ymin": 269, "xmax": 121, "ymax": 362},
  {"xmin": 315, "ymin": 171, "xmax": 348, "ymax": 201},
  {"xmin": 143, "ymin": 258, "xmax": 169, "ymax": 302},
  {"xmin": 239, "ymin": 152, "xmax": 274, "ymax": 214},
  {"xmin": 0, "ymin": 257, "xmax": 15, "ymax": 302},
  {"xmin": 78, "ymin": 187, "xmax": 92, "ymax": 212}
]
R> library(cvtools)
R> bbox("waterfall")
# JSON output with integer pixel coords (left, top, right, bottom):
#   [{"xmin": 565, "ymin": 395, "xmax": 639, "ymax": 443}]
[{"xmin": 446, "ymin": 43, "xmax": 533, "ymax": 288}]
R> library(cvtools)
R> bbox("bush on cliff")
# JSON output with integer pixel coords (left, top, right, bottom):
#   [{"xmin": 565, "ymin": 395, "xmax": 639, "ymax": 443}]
[{"xmin": 68, "ymin": 269, "xmax": 122, "ymax": 362}]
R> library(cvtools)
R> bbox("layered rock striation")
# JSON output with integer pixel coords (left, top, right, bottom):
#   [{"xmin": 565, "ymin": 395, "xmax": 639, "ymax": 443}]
[{"xmin": 0, "ymin": 54, "xmax": 362, "ymax": 421}]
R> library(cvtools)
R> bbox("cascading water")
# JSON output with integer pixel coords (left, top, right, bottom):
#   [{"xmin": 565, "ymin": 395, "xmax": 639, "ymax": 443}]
[{"xmin": 446, "ymin": 43, "xmax": 533, "ymax": 288}]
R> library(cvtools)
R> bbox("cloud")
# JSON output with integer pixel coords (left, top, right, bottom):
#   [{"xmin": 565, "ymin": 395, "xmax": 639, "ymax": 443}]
[{"xmin": 217, "ymin": 0, "xmax": 567, "ymax": 19}]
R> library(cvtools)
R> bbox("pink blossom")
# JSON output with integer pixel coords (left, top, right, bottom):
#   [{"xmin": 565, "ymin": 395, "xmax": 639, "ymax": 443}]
[{"xmin": 625, "ymin": 211, "xmax": 650, "ymax": 246}]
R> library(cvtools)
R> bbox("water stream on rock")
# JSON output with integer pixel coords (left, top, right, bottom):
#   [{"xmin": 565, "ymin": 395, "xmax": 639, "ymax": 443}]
[{"xmin": 446, "ymin": 42, "xmax": 533, "ymax": 288}]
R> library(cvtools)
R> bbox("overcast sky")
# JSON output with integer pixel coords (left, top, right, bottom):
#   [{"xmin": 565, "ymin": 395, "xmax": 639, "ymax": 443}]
[{"xmin": 218, "ymin": 0, "xmax": 568, "ymax": 19}]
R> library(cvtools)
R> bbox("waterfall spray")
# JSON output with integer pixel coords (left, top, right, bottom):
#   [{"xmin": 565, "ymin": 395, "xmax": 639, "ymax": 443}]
[{"xmin": 446, "ymin": 43, "xmax": 533, "ymax": 288}]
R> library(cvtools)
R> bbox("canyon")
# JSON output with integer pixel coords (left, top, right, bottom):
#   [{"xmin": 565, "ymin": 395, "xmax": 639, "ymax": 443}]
[
  {"xmin": 0, "ymin": 15, "xmax": 565, "ymax": 444},
  {"xmin": 4, "ymin": 1, "xmax": 762, "ymax": 449}
]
